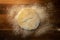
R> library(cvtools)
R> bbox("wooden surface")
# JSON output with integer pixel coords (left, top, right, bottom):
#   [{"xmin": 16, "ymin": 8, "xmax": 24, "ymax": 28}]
[
  {"xmin": 0, "ymin": 4, "xmax": 13, "ymax": 30},
  {"xmin": 0, "ymin": 0, "xmax": 60, "ymax": 40},
  {"xmin": 0, "ymin": 0, "xmax": 43, "ymax": 4},
  {"xmin": 0, "ymin": 14, "xmax": 13, "ymax": 30}
]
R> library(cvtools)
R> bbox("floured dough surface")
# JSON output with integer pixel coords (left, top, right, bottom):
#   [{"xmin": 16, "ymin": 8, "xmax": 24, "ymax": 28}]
[{"xmin": 16, "ymin": 8, "xmax": 40, "ymax": 30}]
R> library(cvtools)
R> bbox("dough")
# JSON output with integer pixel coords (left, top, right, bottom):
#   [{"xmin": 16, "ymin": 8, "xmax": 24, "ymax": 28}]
[{"xmin": 16, "ymin": 8, "xmax": 40, "ymax": 30}]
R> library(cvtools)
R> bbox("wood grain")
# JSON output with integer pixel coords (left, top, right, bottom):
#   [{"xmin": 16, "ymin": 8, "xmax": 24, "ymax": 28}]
[{"xmin": 0, "ymin": 0, "xmax": 43, "ymax": 4}]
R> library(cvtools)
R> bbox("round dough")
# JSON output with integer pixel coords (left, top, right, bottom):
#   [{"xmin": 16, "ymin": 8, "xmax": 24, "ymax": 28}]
[{"xmin": 17, "ymin": 8, "xmax": 40, "ymax": 30}]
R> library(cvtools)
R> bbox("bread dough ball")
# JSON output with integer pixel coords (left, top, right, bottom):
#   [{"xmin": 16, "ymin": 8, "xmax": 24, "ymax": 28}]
[{"xmin": 17, "ymin": 8, "xmax": 40, "ymax": 30}]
